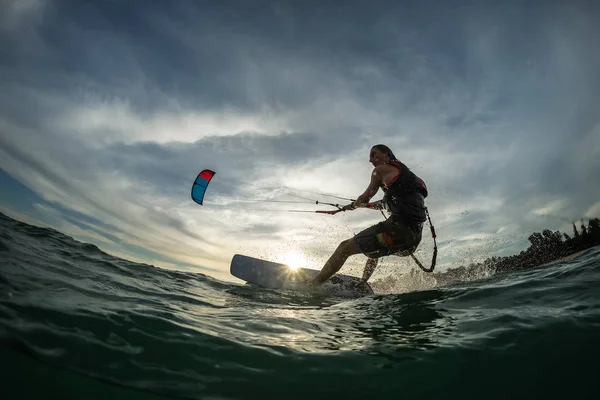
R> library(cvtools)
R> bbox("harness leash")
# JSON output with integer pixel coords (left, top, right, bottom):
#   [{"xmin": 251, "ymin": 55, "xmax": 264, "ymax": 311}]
[{"xmin": 409, "ymin": 207, "xmax": 438, "ymax": 273}]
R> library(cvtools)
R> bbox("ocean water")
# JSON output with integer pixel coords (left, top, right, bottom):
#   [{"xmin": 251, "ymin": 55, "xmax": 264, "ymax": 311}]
[{"xmin": 1, "ymin": 211, "xmax": 599, "ymax": 400}]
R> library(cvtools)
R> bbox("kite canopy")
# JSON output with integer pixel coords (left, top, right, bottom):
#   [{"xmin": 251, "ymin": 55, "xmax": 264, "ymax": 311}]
[{"xmin": 191, "ymin": 169, "xmax": 215, "ymax": 205}]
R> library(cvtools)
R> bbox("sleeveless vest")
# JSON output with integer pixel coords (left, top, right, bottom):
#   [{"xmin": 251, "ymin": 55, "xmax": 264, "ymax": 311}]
[{"xmin": 381, "ymin": 160, "xmax": 428, "ymax": 224}]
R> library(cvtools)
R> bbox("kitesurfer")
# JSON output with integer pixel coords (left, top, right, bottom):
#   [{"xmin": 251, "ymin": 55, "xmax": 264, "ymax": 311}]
[{"xmin": 307, "ymin": 144, "xmax": 429, "ymax": 286}]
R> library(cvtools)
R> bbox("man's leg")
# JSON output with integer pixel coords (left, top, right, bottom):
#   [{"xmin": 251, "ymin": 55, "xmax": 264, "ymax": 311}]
[
  {"xmin": 308, "ymin": 237, "xmax": 362, "ymax": 284},
  {"xmin": 361, "ymin": 258, "xmax": 378, "ymax": 282}
]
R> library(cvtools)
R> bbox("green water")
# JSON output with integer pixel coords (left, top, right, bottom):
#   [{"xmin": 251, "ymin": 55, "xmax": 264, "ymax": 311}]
[{"xmin": 1, "ymin": 212, "xmax": 599, "ymax": 399}]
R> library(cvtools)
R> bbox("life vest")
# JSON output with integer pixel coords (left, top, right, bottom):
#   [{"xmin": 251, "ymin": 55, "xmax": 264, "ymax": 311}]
[{"xmin": 381, "ymin": 160, "xmax": 428, "ymax": 223}]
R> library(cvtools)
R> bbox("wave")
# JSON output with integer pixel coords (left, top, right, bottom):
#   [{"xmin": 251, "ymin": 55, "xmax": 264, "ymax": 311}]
[{"xmin": 1, "ymin": 212, "xmax": 600, "ymax": 399}]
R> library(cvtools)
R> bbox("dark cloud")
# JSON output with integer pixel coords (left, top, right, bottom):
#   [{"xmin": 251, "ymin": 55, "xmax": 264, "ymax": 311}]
[{"xmin": 3, "ymin": 0, "xmax": 596, "ymax": 114}]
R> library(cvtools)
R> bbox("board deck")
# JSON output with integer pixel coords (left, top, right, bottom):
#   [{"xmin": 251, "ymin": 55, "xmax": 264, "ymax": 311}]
[{"xmin": 230, "ymin": 254, "xmax": 374, "ymax": 296}]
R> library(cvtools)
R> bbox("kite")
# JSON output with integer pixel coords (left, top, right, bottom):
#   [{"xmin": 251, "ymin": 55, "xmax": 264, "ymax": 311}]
[{"xmin": 191, "ymin": 169, "xmax": 215, "ymax": 205}]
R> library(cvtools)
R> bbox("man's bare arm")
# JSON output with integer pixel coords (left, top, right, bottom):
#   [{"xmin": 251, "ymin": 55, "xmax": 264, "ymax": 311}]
[{"xmin": 352, "ymin": 168, "xmax": 382, "ymax": 208}]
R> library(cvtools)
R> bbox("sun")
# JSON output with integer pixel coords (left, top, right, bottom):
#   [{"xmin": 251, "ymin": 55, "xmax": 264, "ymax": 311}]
[{"xmin": 282, "ymin": 251, "xmax": 307, "ymax": 271}]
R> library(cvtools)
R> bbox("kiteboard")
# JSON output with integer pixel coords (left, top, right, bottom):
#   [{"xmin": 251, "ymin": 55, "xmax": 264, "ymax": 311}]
[{"xmin": 230, "ymin": 254, "xmax": 374, "ymax": 296}]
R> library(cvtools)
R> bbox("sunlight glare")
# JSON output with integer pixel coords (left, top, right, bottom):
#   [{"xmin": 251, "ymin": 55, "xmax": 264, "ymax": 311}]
[{"xmin": 283, "ymin": 251, "xmax": 307, "ymax": 271}]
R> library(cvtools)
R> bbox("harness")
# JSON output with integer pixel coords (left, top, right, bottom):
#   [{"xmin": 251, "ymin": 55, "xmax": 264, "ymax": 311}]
[
  {"xmin": 380, "ymin": 160, "xmax": 438, "ymax": 273},
  {"xmin": 382, "ymin": 160, "xmax": 428, "ymax": 197},
  {"xmin": 381, "ymin": 160, "xmax": 428, "ymax": 223}
]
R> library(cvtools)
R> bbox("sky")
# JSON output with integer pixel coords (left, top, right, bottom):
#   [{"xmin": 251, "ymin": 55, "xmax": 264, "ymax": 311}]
[{"xmin": 1, "ymin": 0, "xmax": 599, "ymax": 283}]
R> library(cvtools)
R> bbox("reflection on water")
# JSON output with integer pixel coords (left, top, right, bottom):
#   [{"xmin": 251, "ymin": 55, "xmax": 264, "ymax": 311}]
[
  {"xmin": 325, "ymin": 290, "xmax": 452, "ymax": 355},
  {"xmin": 220, "ymin": 283, "xmax": 457, "ymax": 356}
]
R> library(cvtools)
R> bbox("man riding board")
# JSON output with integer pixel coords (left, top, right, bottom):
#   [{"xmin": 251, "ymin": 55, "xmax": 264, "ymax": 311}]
[{"xmin": 307, "ymin": 144, "xmax": 429, "ymax": 286}]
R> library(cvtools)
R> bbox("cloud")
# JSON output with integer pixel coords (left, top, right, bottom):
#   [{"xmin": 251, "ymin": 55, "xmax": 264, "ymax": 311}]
[
  {"xmin": 585, "ymin": 202, "xmax": 600, "ymax": 219},
  {"xmin": 531, "ymin": 199, "xmax": 568, "ymax": 217},
  {"xmin": 1, "ymin": 0, "xmax": 45, "ymax": 32},
  {"xmin": 53, "ymin": 101, "xmax": 291, "ymax": 144}
]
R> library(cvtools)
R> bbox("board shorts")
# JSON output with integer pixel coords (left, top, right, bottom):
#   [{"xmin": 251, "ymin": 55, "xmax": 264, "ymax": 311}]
[{"xmin": 355, "ymin": 218, "xmax": 423, "ymax": 258}]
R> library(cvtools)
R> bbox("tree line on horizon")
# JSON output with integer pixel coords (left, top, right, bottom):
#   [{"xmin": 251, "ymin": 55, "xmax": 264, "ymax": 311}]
[
  {"xmin": 432, "ymin": 218, "xmax": 600, "ymax": 284},
  {"xmin": 489, "ymin": 217, "xmax": 600, "ymax": 272}
]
